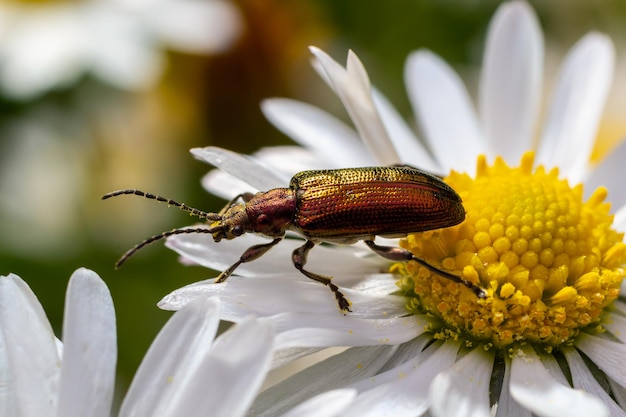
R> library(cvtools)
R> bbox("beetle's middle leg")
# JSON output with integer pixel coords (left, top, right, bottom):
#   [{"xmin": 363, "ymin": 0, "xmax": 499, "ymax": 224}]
[
  {"xmin": 292, "ymin": 240, "xmax": 352, "ymax": 313},
  {"xmin": 215, "ymin": 238, "xmax": 282, "ymax": 283},
  {"xmin": 364, "ymin": 240, "xmax": 486, "ymax": 298}
]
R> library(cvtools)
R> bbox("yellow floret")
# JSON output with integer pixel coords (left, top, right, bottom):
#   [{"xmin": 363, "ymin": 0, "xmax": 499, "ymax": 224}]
[{"xmin": 396, "ymin": 152, "xmax": 626, "ymax": 348}]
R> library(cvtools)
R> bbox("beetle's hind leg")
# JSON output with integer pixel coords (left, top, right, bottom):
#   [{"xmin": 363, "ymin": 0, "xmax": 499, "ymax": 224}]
[
  {"xmin": 292, "ymin": 240, "xmax": 352, "ymax": 313},
  {"xmin": 364, "ymin": 240, "xmax": 486, "ymax": 298},
  {"xmin": 215, "ymin": 238, "xmax": 282, "ymax": 283}
]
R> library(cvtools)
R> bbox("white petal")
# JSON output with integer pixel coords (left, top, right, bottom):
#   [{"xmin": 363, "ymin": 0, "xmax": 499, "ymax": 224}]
[
  {"xmin": 252, "ymin": 336, "xmax": 430, "ymax": 417},
  {"xmin": 405, "ymin": 49, "xmax": 485, "ymax": 173},
  {"xmin": 429, "ymin": 347, "xmax": 494, "ymax": 417},
  {"xmin": 203, "ymin": 143, "xmax": 328, "ymax": 199},
  {"xmin": 479, "ymin": 0, "xmax": 543, "ymax": 164},
  {"xmin": 254, "ymin": 146, "xmax": 331, "ymax": 175},
  {"xmin": 615, "ymin": 300, "xmax": 626, "ymax": 316},
  {"xmin": 309, "ymin": 47, "xmax": 400, "ymax": 165},
  {"xmin": 270, "ymin": 312, "xmax": 432, "ymax": 349},
  {"xmin": 270, "ymin": 346, "xmax": 325, "ymax": 370},
  {"xmin": 614, "ymin": 205, "xmax": 626, "ymax": 235},
  {"xmin": 509, "ymin": 345, "xmax": 607, "ymax": 417},
  {"xmin": 119, "ymin": 297, "xmax": 221, "ymax": 416},
  {"xmin": 563, "ymin": 348, "xmax": 625, "ymax": 417},
  {"xmin": 0, "ymin": 274, "xmax": 60, "ymax": 416},
  {"xmin": 204, "ymin": 146, "xmax": 321, "ymax": 197},
  {"xmin": 159, "ymin": 274, "xmax": 406, "ymax": 321},
  {"xmin": 0, "ymin": 330, "xmax": 18, "ymax": 417},
  {"xmin": 370, "ymin": 89, "xmax": 441, "ymax": 173},
  {"xmin": 609, "ymin": 377, "xmax": 626, "ymax": 410},
  {"xmin": 261, "ymin": 99, "xmax": 375, "ymax": 167},
  {"xmin": 346, "ymin": 49, "xmax": 372, "ymax": 89},
  {"xmin": 495, "ymin": 356, "xmax": 532, "ymax": 417},
  {"xmin": 602, "ymin": 311, "xmax": 626, "ymax": 344},
  {"xmin": 538, "ymin": 353, "xmax": 569, "ymax": 385},
  {"xmin": 536, "ymin": 33, "xmax": 614, "ymax": 182},
  {"xmin": 191, "ymin": 147, "xmax": 288, "ymax": 190},
  {"xmin": 583, "ymin": 138, "xmax": 626, "ymax": 208},
  {"xmin": 201, "ymin": 169, "xmax": 259, "ymax": 200},
  {"xmin": 279, "ymin": 389, "xmax": 356, "ymax": 417},
  {"xmin": 575, "ymin": 333, "xmax": 626, "ymax": 387},
  {"xmin": 346, "ymin": 341, "xmax": 460, "ymax": 417},
  {"xmin": 157, "ymin": 315, "xmax": 274, "ymax": 417},
  {"xmin": 345, "ymin": 269, "xmax": 401, "ymax": 295},
  {"xmin": 145, "ymin": 0, "xmax": 242, "ymax": 54},
  {"xmin": 56, "ymin": 269, "xmax": 116, "ymax": 417}
]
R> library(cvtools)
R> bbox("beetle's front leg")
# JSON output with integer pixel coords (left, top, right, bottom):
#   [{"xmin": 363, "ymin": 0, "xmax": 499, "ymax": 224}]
[
  {"xmin": 364, "ymin": 240, "xmax": 486, "ymax": 298},
  {"xmin": 215, "ymin": 237, "xmax": 282, "ymax": 283},
  {"xmin": 218, "ymin": 192, "xmax": 256, "ymax": 215},
  {"xmin": 292, "ymin": 240, "xmax": 352, "ymax": 313}
]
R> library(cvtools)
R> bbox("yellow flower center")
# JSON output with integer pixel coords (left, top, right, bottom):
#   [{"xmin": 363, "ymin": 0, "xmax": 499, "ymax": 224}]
[{"xmin": 393, "ymin": 152, "xmax": 626, "ymax": 349}]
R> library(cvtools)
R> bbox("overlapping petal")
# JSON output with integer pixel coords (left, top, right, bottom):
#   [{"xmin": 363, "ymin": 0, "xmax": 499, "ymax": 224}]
[
  {"xmin": 159, "ymin": 274, "xmax": 406, "ymax": 320},
  {"xmin": 261, "ymin": 99, "xmax": 375, "ymax": 168},
  {"xmin": 120, "ymin": 298, "xmax": 274, "ymax": 417},
  {"xmin": 310, "ymin": 47, "xmax": 400, "ymax": 165}
]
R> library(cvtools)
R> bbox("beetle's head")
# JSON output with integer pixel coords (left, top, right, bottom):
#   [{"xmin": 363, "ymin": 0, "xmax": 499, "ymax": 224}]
[{"xmin": 210, "ymin": 204, "xmax": 250, "ymax": 242}]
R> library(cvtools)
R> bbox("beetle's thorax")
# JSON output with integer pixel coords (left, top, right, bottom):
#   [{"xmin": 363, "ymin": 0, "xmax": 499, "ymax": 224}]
[{"xmin": 244, "ymin": 188, "xmax": 296, "ymax": 237}]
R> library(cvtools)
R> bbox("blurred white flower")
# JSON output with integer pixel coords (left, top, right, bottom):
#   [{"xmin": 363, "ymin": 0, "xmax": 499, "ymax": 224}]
[{"xmin": 0, "ymin": 0, "xmax": 242, "ymax": 98}]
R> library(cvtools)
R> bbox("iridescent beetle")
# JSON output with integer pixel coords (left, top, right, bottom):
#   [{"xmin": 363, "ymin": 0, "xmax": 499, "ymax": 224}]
[{"xmin": 103, "ymin": 166, "xmax": 485, "ymax": 312}]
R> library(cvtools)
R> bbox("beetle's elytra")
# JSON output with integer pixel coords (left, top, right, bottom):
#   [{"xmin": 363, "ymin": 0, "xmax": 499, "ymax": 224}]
[{"xmin": 103, "ymin": 166, "xmax": 486, "ymax": 312}]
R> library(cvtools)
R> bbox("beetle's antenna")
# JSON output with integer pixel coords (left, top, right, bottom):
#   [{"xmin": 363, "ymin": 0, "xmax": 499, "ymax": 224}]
[
  {"xmin": 115, "ymin": 225, "xmax": 227, "ymax": 268},
  {"xmin": 102, "ymin": 189, "xmax": 222, "ymax": 221}
]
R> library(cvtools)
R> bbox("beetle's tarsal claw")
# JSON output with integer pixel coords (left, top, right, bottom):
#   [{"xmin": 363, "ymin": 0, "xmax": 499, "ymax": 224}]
[
  {"xmin": 329, "ymin": 282, "xmax": 352, "ymax": 313},
  {"xmin": 215, "ymin": 262, "xmax": 239, "ymax": 283},
  {"xmin": 473, "ymin": 285, "xmax": 487, "ymax": 299}
]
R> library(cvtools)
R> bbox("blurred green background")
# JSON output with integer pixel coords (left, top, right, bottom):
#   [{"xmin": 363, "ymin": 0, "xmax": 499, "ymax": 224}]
[{"xmin": 1, "ymin": 0, "xmax": 625, "ymax": 404}]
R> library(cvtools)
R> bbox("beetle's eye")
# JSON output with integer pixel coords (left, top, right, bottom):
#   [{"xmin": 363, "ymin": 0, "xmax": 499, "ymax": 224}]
[{"xmin": 232, "ymin": 225, "xmax": 244, "ymax": 236}]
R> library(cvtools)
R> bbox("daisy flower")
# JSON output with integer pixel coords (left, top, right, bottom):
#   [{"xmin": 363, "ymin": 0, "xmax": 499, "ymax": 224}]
[
  {"xmin": 158, "ymin": 2, "xmax": 626, "ymax": 416},
  {"xmin": 0, "ymin": 268, "xmax": 275, "ymax": 417},
  {"xmin": 0, "ymin": 0, "xmax": 242, "ymax": 99}
]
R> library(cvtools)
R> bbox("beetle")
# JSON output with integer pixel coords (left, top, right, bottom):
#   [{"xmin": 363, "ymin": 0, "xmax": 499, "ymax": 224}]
[{"xmin": 103, "ymin": 166, "xmax": 486, "ymax": 312}]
